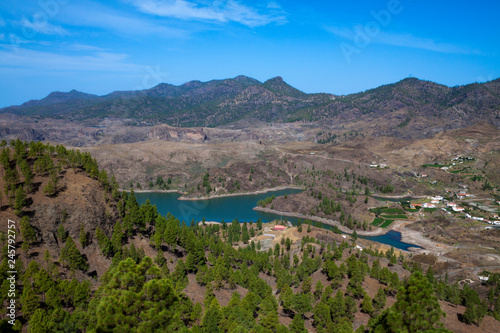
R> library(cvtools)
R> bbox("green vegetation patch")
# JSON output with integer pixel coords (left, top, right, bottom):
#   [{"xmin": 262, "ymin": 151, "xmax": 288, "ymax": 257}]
[
  {"xmin": 423, "ymin": 208, "xmax": 437, "ymax": 212},
  {"xmin": 374, "ymin": 208, "xmax": 405, "ymax": 214},
  {"xmin": 380, "ymin": 214, "xmax": 407, "ymax": 219},
  {"xmin": 217, "ymin": 155, "xmax": 231, "ymax": 168},
  {"xmin": 380, "ymin": 219, "xmax": 395, "ymax": 228},
  {"xmin": 421, "ymin": 164, "xmax": 449, "ymax": 168},
  {"xmin": 371, "ymin": 217, "xmax": 384, "ymax": 226},
  {"xmin": 405, "ymin": 208, "xmax": 420, "ymax": 213},
  {"xmin": 188, "ymin": 160, "xmax": 204, "ymax": 177}
]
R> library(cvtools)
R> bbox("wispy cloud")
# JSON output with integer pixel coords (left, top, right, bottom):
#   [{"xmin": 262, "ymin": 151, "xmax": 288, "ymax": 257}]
[
  {"xmin": 325, "ymin": 27, "xmax": 352, "ymax": 40},
  {"xmin": 326, "ymin": 26, "xmax": 478, "ymax": 55},
  {"xmin": 0, "ymin": 34, "xmax": 5, "ymax": 41},
  {"xmin": 19, "ymin": 18, "xmax": 70, "ymax": 36},
  {"xmin": 60, "ymin": 2, "xmax": 188, "ymax": 38},
  {"xmin": 131, "ymin": 0, "xmax": 286, "ymax": 27},
  {"xmin": 267, "ymin": 2, "xmax": 281, "ymax": 9},
  {"xmin": 0, "ymin": 47, "xmax": 142, "ymax": 72},
  {"xmin": 64, "ymin": 43, "xmax": 106, "ymax": 52}
]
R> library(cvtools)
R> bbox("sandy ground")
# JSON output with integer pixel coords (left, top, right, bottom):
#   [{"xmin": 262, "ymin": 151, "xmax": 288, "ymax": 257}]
[
  {"xmin": 255, "ymin": 207, "xmax": 455, "ymax": 257},
  {"xmin": 178, "ymin": 186, "xmax": 305, "ymax": 201},
  {"xmin": 254, "ymin": 206, "xmax": 390, "ymax": 236},
  {"xmin": 120, "ymin": 189, "xmax": 182, "ymax": 194},
  {"xmin": 391, "ymin": 220, "xmax": 453, "ymax": 256}
]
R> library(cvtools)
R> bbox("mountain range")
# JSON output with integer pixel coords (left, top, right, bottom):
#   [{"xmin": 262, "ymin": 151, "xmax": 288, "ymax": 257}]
[{"xmin": 1, "ymin": 75, "xmax": 500, "ymax": 138}]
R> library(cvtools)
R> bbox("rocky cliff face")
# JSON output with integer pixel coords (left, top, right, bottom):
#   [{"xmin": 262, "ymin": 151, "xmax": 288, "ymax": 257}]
[{"xmin": 148, "ymin": 125, "xmax": 207, "ymax": 142}]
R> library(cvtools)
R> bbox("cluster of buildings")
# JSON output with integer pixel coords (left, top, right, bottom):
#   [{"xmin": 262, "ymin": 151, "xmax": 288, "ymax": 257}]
[
  {"xmin": 370, "ymin": 163, "xmax": 387, "ymax": 168},
  {"xmin": 408, "ymin": 189, "xmax": 500, "ymax": 225},
  {"xmin": 446, "ymin": 202, "xmax": 465, "ymax": 212},
  {"xmin": 471, "ymin": 214, "xmax": 500, "ymax": 225},
  {"xmin": 411, "ymin": 157, "xmax": 500, "ymax": 225},
  {"xmin": 444, "ymin": 184, "xmax": 474, "ymax": 200}
]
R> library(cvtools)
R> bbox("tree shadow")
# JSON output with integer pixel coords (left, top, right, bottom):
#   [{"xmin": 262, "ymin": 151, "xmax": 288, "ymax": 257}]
[
  {"xmin": 87, "ymin": 270, "xmax": 98, "ymax": 278},
  {"xmin": 30, "ymin": 181, "xmax": 42, "ymax": 193}
]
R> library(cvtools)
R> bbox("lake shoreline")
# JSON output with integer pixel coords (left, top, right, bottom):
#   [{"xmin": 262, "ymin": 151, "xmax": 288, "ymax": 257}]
[
  {"xmin": 371, "ymin": 193, "xmax": 428, "ymax": 200},
  {"xmin": 254, "ymin": 207, "xmax": 447, "ymax": 253},
  {"xmin": 123, "ymin": 186, "xmax": 305, "ymax": 200},
  {"xmin": 120, "ymin": 189, "xmax": 183, "ymax": 194},
  {"xmin": 177, "ymin": 186, "xmax": 305, "ymax": 201},
  {"xmin": 133, "ymin": 188, "xmax": 442, "ymax": 252},
  {"xmin": 390, "ymin": 220, "xmax": 452, "ymax": 255},
  {"xmin": 253, "ymin": 206, "xmax": 388, "ymax": 236}
]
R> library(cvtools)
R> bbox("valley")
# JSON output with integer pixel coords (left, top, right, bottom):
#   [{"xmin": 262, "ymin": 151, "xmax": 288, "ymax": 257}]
[{"xmin": 0, "ymin": 77, "xmax": 499, "ymax": 332}]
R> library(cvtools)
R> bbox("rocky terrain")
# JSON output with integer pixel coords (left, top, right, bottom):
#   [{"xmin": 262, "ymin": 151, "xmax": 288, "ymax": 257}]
[
  {"xmin": 1, "ymin": 76, "xmax": 499, "ymax": 146},
  {"xmin": 1, "ymin": 144, "xmax": 499, "ymax": 332}
]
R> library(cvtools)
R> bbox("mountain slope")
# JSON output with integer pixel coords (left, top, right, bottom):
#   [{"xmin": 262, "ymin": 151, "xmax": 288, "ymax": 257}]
[{"xmin": 0, "ymin": 76, "xmax": 499, "ymax": 137}]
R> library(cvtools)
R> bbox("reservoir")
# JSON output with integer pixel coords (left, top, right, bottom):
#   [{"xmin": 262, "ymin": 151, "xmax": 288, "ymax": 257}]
[
  {"xmin": 135, "ymin": 189, "xmax": 421, "ymax": 251},
  {"xmin": 134, "ymin": 188, "xmax": 303, "ymax": 224}
]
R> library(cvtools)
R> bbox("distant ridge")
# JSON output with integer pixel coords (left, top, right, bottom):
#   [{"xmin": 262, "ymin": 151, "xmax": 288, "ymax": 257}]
[{"xmin": 1, "ymin": 76, "xmax": 499, "ymax": 133}]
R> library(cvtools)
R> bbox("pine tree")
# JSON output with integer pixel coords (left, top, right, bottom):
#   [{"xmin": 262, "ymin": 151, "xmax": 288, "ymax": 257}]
[
  {"xmin": 42, "ymin": 179, "xmax": 56, "ymax": 196},
  {"xmin": 291, "ymin": 293, "xmax": 312, "ymax": 316},
  {"xmin": 74, "ymin": 280, "xmax": 91, "ymax": 308},
  {"xmin": 313, "ymin": 281, "xmax": 324, "ymax": 301},
  {"xmin": 202, "ymin": 298, "xmax": 222, "ymax": 333},
  {"xmin": 204, "ymin": 282, "xmax": 216, "ymax": 309},
  {"xmin": 60, "ymin": 236, "xmax": 88, "ymax": 271},
  {"xmin": 45, "ymin": 287, "xmax": 61, "ymax": 309},
  {"xmin": 330, "ymin": 290, "xmax": 346, "ymax": 323},
  {"xmin": 19, "ymin": 159, "xmax": 34, "ymax": 192},
  {"xmin": 370, "ymin": 271, "xmax": 448, "ymax": 332},
  {"xmin": 34, "ymin": 268, "xmax": 52, "ymax": 294},
  {"xmin": 372, "ymin": 287, "xmax": 387, "ymax": 315},
  {"xmin": 192, "ymin": 302, "xmax": 203, "ymax": 325},
  {"xmin": 79, "ymin": 223, "xmax": 87, "ymax": 248},
  {"xmin": 20, "ymin": 216, "xmax": 36, "ymax": 250},
  {"xmin": 21, "ymin": 285, "xmax": 40, "ymax": 320},
  {"xmin": 111, "ymin": 221, "xmax": 124, "ymax": 252},
  {"xmin": 95, "ymin": 226, "xmax": 113, "ymax": 257},
  {"xmin": 241, "ymin": 222, "xmax": 250, "ymax": 244},
  {"xmin": 313, "ymin": 301, "xmax": 331, "ymax": 330},
  {"xmin": 43, "ymin": 249, "xmax": 51, "ymax": 266},
  {"xmin": 154, "ymin": 249, "xmax": 166, "ymax": 267},
  {"xmin": 13, "ymin": 185, "xmax": 26, "ymax": 215},
  {"xmin": 172, "ymin": 259, "xmax": 187, "ymax": 286},
  {"xmin": 57, "ymin": 224, "xmax": 66, "ymax": 243},
  {"xmin": 129, "ymin": 242, "xmax": 138, "ymax": 263},
  {"xmin": 122, "ymin": 215, "xmax": 133, "ymax": 236},
  {"xmin": 362, "ymin": 293, "xmax": 374, "ymax": 315},
  {"xmin": 301, "ymin": 277, "xmax": 312, "ymax": 294},
  {"xmin": 290, "ymin": 314, "xmax": 307, "ymax": 333}
]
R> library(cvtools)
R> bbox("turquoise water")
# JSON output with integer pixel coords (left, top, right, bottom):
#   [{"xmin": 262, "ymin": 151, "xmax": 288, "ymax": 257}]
[
  {"xmin": 134, "ymin": 189, "xmax": 421, "ymax": 250},
  {"xmin": 360, "ymin": 231, "xmax": 420, "ymax": 251},
  {"xmin": 134, "ymin": 189, "xmax": 303, "ymax": 224}
]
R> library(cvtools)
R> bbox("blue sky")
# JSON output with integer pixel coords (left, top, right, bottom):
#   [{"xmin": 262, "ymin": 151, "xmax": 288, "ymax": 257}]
[{"xmin": 0, "ymin": 0, "xmax": 499, "ymax": 107}]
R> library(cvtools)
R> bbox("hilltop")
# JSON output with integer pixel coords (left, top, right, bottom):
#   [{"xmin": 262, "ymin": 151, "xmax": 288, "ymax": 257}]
[{"xmin": 0, "ymin": 76, "xmax": 499, "ymax": 145}]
